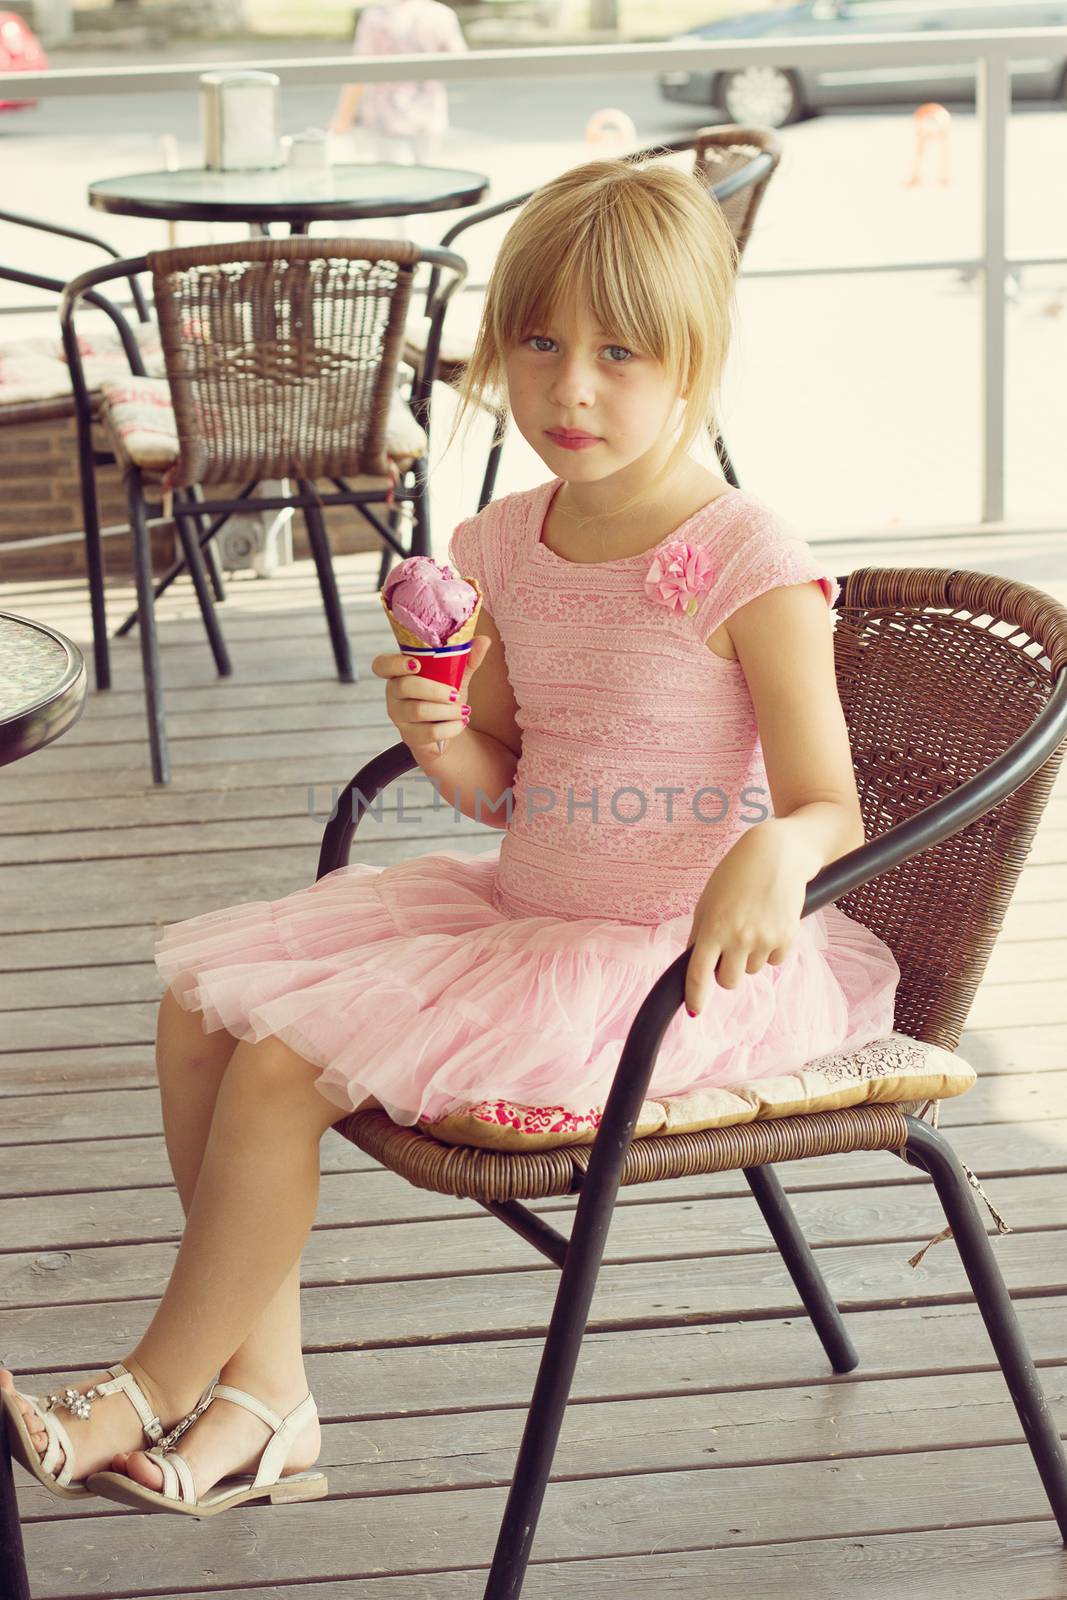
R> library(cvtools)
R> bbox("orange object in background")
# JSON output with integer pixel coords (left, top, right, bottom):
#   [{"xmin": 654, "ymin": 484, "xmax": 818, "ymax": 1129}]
[
  {"xmin": 906, "ymin": 102, "xmax": 952, "ymax": 187},
  {"xmin": 584, "ymin": 107, "xmax": 637, "ymax": 153}
]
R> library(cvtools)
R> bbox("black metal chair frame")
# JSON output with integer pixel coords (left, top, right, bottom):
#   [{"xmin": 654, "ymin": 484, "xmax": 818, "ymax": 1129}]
[
  {"xmin": 412, "ymin": 132, "xmax": 774, "ymax": 524},
  {"xmin": 57, "ymin": 241, "xmax": 466, "ymax": 786},
  {"xmin": 307, "ymin": 577, "xmax": 1067, "ymax": 1598},
  {"xmin": 0, "ymin": 208, "xmax": 156, "ymax": 694}
]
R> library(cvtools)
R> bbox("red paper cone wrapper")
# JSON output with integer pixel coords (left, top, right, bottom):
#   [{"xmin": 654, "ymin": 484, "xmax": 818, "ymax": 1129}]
[{"xmin": 380, "ymin": 579, "xmax": 483, "ymax": 693}]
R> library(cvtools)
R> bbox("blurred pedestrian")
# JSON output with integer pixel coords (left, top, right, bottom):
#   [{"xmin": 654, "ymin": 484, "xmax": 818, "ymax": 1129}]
[{"xmin": 329, "ymin": 0, "xmax": 468, "ymax": 167}]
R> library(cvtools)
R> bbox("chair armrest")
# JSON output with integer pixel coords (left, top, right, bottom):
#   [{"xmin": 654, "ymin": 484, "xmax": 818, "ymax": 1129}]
[
  {"xmin": 57, "ymin": 253, "xmax": 151, "ymax": 439},
  {"xmin": 0, "ymin": 207, "xmax": 151, "ymax": 322}
]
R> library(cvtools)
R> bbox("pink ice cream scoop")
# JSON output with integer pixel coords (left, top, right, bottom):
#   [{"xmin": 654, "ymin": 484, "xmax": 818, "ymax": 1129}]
[{"xmin": 382, "ymin": 557, "xmax": 480, "ymax": 647}]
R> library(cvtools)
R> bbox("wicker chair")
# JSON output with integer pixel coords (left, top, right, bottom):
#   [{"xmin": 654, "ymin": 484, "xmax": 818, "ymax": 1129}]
[
  {"xmin": 399, "ymin": 124, "xmax": 782, "ymax": 574},
  {"xmin": 58, "ymin": 237, "xmax": 466, "ymax": 785},
  {"xmin": 0, "ymin": 208, "xmax": 176, "ymax": 688},
  {"xmin": 314, "ymin": 565, "xmax": 1067, "ymax": 1597}
]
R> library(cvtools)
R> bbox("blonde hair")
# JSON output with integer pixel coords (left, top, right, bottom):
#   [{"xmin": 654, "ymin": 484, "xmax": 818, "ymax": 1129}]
[{"xmin": 446, "ymin": 156, "xmax": 740, "ymax": 519}]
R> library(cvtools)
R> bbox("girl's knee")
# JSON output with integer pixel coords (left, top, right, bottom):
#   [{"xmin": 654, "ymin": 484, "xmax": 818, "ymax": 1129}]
[{"xmin": 225, "ymin": 1038, "xmax": 344, "ymax": 1131}]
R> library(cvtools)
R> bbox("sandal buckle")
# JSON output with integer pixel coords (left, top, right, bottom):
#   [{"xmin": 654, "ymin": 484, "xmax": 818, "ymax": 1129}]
[{"xmin": 157, "ymin": 1388, "xmax": 216, "ymax": 1453}]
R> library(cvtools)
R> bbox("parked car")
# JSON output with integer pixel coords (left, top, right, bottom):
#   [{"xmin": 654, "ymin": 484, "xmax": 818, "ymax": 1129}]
[
  {"xmin": 659, "ymin": 0, "xmax": 1067, "ymax": 127},
  {"xmin": 0, "ymin": 10, "xmax": 46, "ymax": 112}
]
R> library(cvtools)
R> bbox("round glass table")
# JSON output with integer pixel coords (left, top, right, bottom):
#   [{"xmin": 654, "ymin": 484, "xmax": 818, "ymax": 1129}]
[
  {"xmin": 88, "ymin": 162, "xmax": 490, "ymax": 230},
  {"xmin": 0, "ymin": 612, "xmax": 87, "ymax": 768}
]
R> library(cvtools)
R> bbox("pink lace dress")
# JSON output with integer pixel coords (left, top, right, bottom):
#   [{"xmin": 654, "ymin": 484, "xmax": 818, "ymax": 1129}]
[{"xmin": 156, "ymin": 478, "xmax": 900, "ymax": 1132}]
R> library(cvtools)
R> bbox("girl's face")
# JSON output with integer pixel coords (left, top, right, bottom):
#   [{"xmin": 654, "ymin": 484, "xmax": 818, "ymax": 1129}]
[{"xmin": 503, "ymin": 297, "xmax": 684, "ymax": 490}]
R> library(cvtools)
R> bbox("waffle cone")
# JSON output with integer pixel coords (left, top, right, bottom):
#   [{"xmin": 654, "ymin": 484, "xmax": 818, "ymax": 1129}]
[{"xmin": 379, "ymin": 575, "xmax": 482, "ymax": 653}]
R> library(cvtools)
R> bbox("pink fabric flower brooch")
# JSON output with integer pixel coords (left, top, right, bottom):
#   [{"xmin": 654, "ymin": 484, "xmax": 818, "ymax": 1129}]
[{"xmin": 644, "ymin": 540, "xmax": 716, "ymax": 617}]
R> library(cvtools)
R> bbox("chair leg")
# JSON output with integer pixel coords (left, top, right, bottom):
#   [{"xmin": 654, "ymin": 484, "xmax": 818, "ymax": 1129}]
[
  {"xmin": 299, "ymin": 483, "xmax": 355, "ymax": 683},
  {"xmin": 377, "ymin": 500, "xmax": 404, "ymax": 591},
  {"xmin": 174, "ymin": 505, "xmax": 232, "ymax": 678},
  {"xmin": 0, "ymin": 1434, "xmax": 31, "ymax": 1600},
  {"xmin": 127, "ymin": 471, "xmax": 171, "ymax": 785},
  {"xmin": 187, "ymin": 484, "xmax": 226, "ymax": 601},
  {"xmin": 78, "ymin": 433, "xmax": 111, "ymax": 691},
  {"xmin": 902, "ymin": 1116, "xmax": 1067, "ymax": 1543},
  {"xmin": 744, "ymin": 1164, "xmax": 858, "ymax": 1373},
  {"xmin": 482, "ymin": 1200, "xmax": 609, "ymax": 1597},
  {"xmin": 478, "ymin": 417, "xmax": 506, "ymax": 512}
]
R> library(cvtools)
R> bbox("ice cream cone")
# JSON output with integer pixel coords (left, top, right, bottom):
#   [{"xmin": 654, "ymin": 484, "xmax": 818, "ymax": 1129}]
[{"xmin": 380, "ymin": 576, "xmax": 482, "ymax": 692}]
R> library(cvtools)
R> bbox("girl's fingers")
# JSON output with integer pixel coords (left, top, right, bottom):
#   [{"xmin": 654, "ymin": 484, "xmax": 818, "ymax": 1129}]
[{"xmin": 684, "ymin": 943, "xmax": 720, "ymax": 1016}]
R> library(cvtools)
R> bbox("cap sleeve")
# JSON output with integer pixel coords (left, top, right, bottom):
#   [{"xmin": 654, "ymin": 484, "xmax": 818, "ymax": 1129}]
[
  {"xmin": 447, "ymin": 509, "xmax": 500, "ymax": 620},
  {"xmin": 688, "ymin": 497, "xmax": 841, "ymax": 645}
]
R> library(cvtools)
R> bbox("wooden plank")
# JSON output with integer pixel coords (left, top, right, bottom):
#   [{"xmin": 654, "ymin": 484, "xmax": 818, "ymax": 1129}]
[
  {"xmin": 0, "ymin": 1129, "xmax": 379, "ymax": 1198},
  {"xmin": 12, "ymin": 1443, "xmax": 1065, "ymax": 1597},
  {"xmin": 15, "ymin": 1367, "xmax": 1067, "ymax": 1520},
  {"xmin": 1, "ymin": 1173, "xmax": 1063, "ymax": 1306},
  {"xmin": 12, "ymin": 1296, "xmax": 1067, "ymax": 1438},
  {"xmin": 3, "ymin": 1224, "xmax": 1065, "ymax": 1349},
  {"xmin": 23, "ymin": 1527, "xmax": 1064, "ymax": 1600},
  {"xmin": 0, "ymin": 834, "xmax": 502, "ymax": 933},
  {"xmin": 0, "ymin": 772, "xmax": 441, "ymax": 841},
  {"xmin": 0, "ymin": 795, "xmax": 496, "ymax": 868}
]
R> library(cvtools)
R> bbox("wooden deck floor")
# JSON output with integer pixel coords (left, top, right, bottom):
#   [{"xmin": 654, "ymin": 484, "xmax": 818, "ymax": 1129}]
[{"xmin": 2, "ymin": 524, "xmax": 1067, "ymax": 1600}]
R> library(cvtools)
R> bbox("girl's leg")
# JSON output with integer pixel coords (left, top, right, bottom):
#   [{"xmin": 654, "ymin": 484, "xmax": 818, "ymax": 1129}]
[
  {"xmin": 3, "ymin": 995, "xmax": 352, "ymax": 1494},
  {"xmin": 114, "ymin": 992, "xmax": 320, "ymax": 1490}
]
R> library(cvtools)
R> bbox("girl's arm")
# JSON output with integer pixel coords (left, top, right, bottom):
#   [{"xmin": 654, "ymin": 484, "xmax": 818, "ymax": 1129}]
[{"xmin": 685, "ymin": 579, "xmax": 865, "ymax": 1014}]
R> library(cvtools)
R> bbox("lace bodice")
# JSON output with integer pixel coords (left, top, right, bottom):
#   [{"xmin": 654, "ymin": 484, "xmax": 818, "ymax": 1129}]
[{"xmin": 447, "ymin": 477, "xmax": 841, "ymax": 925}]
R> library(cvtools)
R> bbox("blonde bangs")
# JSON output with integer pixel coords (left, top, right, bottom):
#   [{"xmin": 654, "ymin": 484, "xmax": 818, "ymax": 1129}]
[{"xmin": 448, "ymin": 157, "xmax": 739, "ymax": 478}]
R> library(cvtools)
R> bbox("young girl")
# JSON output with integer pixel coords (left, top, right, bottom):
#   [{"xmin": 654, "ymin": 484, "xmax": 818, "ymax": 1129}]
[{"xmin": 1, "ymin": 158, "xmax": 899, "ymax": 1516}]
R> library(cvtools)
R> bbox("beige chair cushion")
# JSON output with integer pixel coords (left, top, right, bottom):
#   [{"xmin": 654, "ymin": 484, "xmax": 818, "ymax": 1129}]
[
  {"xmin": 98, "ymin": 375, "xmax": 428, "ymax": 473},
  {"xmin": 420, "ymin": 1030, "xmax": 977, "ymax": 1152},
  {"xmin": 403, "ymin": 312, "xmax": 476, "ymax": 372},
  {"xmin": 0, "ymin": 320, "xmax": 163, "ymax": 408}
]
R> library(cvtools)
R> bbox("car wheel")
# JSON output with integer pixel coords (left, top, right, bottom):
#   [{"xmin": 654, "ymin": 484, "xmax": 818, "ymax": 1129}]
[{"xmin": 715, "ymin": 66, "xmax": 805, "ymax": 128}]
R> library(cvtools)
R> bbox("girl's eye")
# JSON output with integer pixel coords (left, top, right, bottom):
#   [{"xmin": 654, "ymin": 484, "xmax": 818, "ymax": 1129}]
[{"xmin": 524, "ymin": 337, "xmax": 639, "ymax": 363}]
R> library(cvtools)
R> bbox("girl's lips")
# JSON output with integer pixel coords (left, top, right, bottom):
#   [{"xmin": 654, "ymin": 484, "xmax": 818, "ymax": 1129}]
[{"xmin": 546, "ymin": 430, "xmax": 602, "ymax": 451}]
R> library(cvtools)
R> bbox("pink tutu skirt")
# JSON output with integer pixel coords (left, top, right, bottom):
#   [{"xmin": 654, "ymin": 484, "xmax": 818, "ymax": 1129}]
[{"xmin": 155, "ymin": 846, "xmax": 901, "ymax": 1128}]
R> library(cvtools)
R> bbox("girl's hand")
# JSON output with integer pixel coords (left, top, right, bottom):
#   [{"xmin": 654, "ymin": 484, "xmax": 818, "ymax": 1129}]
[
  {"xmin": 372, "ymin": 634, "xmax": 492, "ymax": 762},
  {"xmin": 683, "ymin": 821, "xmax": 811, "ymax": 1015}
]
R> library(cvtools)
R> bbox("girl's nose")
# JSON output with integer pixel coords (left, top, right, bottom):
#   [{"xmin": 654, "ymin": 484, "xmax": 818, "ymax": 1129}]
[{"xmin": 548, "ymin": 360, "xmax": 596, "ymax": 409}]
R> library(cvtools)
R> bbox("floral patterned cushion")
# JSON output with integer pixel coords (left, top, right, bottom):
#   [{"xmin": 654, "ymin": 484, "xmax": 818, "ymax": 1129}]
[
  {"xmin": 420, "ymin": 1031, "xmax": 977, "ymax": 1152},
  {"xmin": 98, "ymin": 375, "xmax": 429, "ymax": 472},
  {"xmin": 0, "ymin": 321, "xmax": 164, "ymax": 407}
]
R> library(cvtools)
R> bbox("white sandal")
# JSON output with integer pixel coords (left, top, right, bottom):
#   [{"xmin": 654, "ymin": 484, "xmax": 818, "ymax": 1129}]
[
  {"xmin": 85, "ymin": 1382, "xmax": 328, "ymax": 1517},
  {"xmin": 1, "ymin": 1361, "xmax": 216, "ymax": 1502}
]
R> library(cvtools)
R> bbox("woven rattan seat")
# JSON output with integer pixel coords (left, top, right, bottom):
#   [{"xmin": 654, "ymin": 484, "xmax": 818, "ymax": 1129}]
[{"xmin": 313, "ymin": 562, "xmax": 1067, "ymax": 1597}]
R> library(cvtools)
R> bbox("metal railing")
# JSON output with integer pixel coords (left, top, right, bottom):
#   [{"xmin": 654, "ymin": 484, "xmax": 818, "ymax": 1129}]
[{"xmin": 4, "ymin": 25, "xmax": 1067, "ymax": 524}]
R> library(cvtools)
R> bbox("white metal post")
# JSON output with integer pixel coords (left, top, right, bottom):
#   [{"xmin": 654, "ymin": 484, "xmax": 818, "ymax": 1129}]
[{"xmin": 977, "ymin": 49, "xmax": 1010, "ymax": 526}]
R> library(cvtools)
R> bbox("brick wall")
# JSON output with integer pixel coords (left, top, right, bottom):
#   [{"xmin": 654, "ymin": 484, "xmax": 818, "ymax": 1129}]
[{"xmin": 0, "ymin": 411, "xmax": 389, "ymax": 583}]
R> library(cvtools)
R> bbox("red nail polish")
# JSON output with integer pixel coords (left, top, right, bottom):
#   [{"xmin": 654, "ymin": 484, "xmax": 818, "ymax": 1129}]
[
  {"xmin": 449, "ymin": 689, "xmax": 458, "ymax": 701},
  {"xmin": 686, "ymin": 1006, "xmax": 697, "ymax": 1018},
  {"xmin": 461, "ymin": 704, "xmax": 471, "ymax": 714},
  {"xmin": 407, "ymin": 659, "xmax": 419, "ymax": 671}
]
